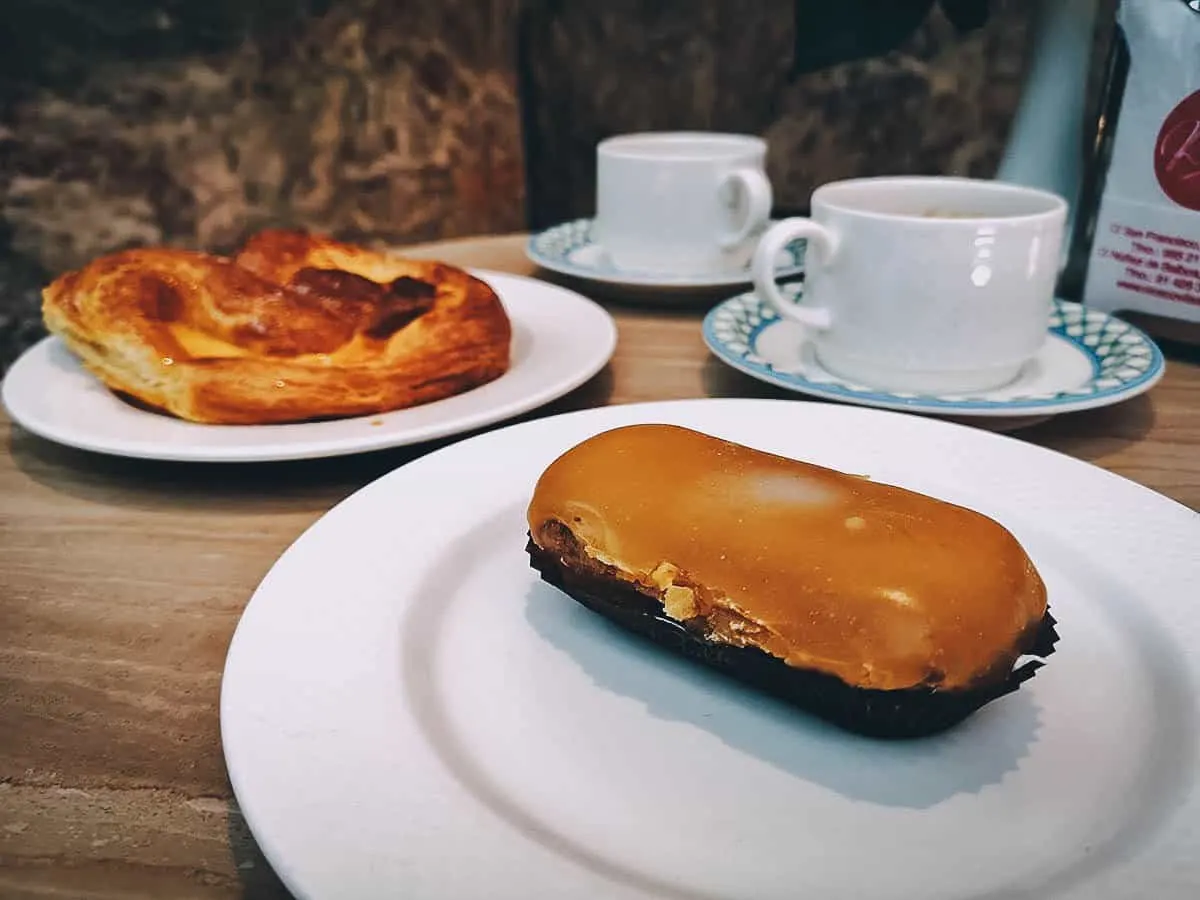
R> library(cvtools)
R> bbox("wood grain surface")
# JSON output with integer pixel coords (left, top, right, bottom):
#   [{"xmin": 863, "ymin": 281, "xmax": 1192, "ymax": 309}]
[{"xmin": 1, "ymin": 235, "xmax": 1198, "ymax": 899}]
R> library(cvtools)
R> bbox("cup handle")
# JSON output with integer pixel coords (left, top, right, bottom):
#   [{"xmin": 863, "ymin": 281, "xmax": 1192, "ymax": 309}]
[
  {"xmin": 718, "ymin": 168, "xmax": 773, "ymax": 249},
  {"xmin": 751, "ymin": 218, "xmax": 838, "ymax": 331}
]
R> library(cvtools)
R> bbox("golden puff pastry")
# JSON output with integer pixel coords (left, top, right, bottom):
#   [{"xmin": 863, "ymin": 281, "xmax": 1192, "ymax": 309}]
[{"xmin": 41, "ymin": 230, "xmax": 512, "ymax": 425}]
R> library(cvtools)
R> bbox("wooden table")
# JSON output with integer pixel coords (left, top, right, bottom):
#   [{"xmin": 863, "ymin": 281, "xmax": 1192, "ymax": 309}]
[{"xmin": 2, "ymin": 235, "xmax": 1198, "ymax": 899}]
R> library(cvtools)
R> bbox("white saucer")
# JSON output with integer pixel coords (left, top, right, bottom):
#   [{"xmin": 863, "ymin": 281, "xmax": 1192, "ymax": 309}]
[
  {"xmin": 1, "ymin": 270, "xmax": 617, "ymax": 463},
  {"xmin": 221, "ymin": 398, "xmax": 1200, "ymax": 900},
  {"xmin": 526, "ymin": 218, "xmax": 806, "ymax": 290},
  {"xmin": 704, "ymin": 286, "xmax": 1166, "ymax": 418}
]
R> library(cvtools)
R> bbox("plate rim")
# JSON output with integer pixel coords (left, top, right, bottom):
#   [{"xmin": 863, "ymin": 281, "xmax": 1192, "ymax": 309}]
[
  {"xmin": 526, "ymin": 217, "xmax": 806, "ymax": 289},
  {"xmin": 220, "ymin": 396, "xmax": 1200, "ymax": 900},
  {"xmin": 702, "ymin": 294, "xmax": 1167, "ymax": 417},
  {"xmin": 0, "ymin": 269, "xmax": 618, "ymax": 463}
]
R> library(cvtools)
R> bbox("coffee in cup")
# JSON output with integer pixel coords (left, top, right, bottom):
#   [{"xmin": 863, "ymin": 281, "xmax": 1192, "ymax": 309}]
[{"xmin": 751, "ymin": 176, "xmax": 1069, "ymax": 394}]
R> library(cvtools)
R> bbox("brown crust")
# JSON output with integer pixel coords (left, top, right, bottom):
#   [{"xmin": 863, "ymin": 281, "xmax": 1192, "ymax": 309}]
[
  {"xmin": 528, "ymin": 522, "xmax": 1059, "ymax": 739},
  {"xmin": 41, "ymin": 229, "xmax": 512, "ymax": 425}
]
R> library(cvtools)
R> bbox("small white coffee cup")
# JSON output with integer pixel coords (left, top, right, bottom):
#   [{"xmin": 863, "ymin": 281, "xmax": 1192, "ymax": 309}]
[
  {"xmin": 751, "ymin": 176, "xmax": 1068, "ymax": 394},
  {"xmin": 594, "ymin": 132, "xmax": 773, "ymax": 277}
]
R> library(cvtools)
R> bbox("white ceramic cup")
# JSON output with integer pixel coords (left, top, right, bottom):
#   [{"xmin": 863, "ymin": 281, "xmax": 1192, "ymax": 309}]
[
  {"xmin": 593, "ymin": 132, "xmax": 773, "ymax": 276},
  {"xmin": 751, "ymin": 176, "xmax": 1069, "ymax": 394}
]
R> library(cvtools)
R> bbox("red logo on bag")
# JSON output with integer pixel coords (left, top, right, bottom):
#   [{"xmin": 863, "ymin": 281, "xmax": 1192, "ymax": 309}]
[{"xmin": 1155, "ymin": 89, "xmax": 1200, "ymax": 211}]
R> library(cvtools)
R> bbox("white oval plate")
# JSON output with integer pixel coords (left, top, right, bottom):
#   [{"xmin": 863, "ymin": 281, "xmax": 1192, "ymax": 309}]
[
  {"xmin": 1, "ymin": 271, "xmax": 617, "ymax": 463},
  {"xmin": 527, "ymin": 218, "xmax": 806, "ymax": 290},
  {"xmin": 221, "ymin": 398, "xmax": 1199, "ymax": 900},
  {"xmin": 703, "ymin": 288, "xmax": 1166, "ymax": 418}
]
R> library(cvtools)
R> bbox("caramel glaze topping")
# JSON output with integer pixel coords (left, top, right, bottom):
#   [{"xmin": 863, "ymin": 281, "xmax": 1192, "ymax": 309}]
[{"xmin": 527, "ymin": 424, "xmax": 1047, "ymax": 692}]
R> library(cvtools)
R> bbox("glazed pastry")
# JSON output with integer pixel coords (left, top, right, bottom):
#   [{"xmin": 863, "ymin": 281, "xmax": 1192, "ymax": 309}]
[
  {"xmin": 42, "ymin": 230, "xmax": 511, "ymax": 425},
  {"xmin": 526, "ymin": 424, "xmax": 1058, "ymax": 738}
]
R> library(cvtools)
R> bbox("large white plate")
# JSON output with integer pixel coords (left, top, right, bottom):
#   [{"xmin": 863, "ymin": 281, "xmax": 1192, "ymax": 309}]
[
  {"xmin": 1, "ymin": 270, "xmax": 617, "ymax": 463},
  {"xmin": 220, "ymin": 398, "xmax": 1200, "ymax": 900}
]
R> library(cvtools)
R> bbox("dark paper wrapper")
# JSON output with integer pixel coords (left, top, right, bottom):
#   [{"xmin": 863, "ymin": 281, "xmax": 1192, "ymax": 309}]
[{"xmin": 526, "ymin": 535, "xmax": 1059, "ymax": 740}]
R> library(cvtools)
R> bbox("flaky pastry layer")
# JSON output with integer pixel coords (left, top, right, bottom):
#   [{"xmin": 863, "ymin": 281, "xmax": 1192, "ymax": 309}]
[{"xmin": 41, "ymin": 230, "xmax": 512, "ymax": 425}]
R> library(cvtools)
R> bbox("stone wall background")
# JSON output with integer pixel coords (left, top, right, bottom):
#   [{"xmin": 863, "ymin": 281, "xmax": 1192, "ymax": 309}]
[
  {"xmin": 519, "ymin": 0, "xmax": 1058, "ymax": 229},
  {"xmin": 1, "ymin": 0, "xmax": 524, "ymax": 275},
  {"xmin": 0, "ymin": 0, "xmax": 1116, "ymax": 369}
]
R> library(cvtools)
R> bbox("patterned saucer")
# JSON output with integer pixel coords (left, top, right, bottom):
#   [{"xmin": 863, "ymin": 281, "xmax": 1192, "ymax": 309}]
[
  {"xmin": 526, "ymin": 218, "xmax": 806, "ymax": 290},
  {"xmin": 703, "ymin": 285, "xmax": 1166, "ymax": 417}
]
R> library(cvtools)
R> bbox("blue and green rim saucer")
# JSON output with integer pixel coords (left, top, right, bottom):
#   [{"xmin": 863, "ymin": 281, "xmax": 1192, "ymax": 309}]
[{"xmin": 703, "ymin": 284, "xmax": 1166, "ymax": 417}]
